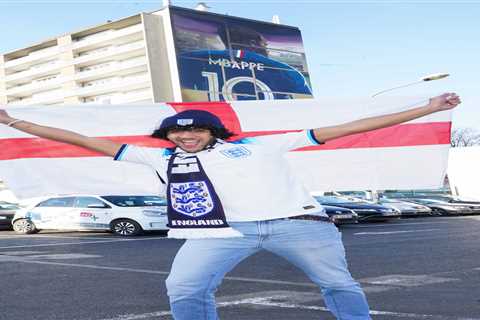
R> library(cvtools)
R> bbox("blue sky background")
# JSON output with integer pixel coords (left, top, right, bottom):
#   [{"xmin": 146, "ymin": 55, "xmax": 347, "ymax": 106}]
[{"xmin": 1, "ymin": 0, "xmax": 478, "ymax": 130}]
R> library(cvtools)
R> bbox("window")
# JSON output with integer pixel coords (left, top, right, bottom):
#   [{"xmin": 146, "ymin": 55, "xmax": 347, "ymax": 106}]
[
  {"xmin": 36, "ymin": 197, "xmax": 75, "ymax": 208},
  {"xmin": 33, "ymin": 75, "xmax": 59, "ymax": 84},
  {"xmin": 78, "ymin": 62, "xmax": 112, "ymax": 72},
  {"xmin": 74, "ymin": 197, "xmax": 110, "ymax": 208},
  {"xmin": 100, "ymin": 196, "xmax": 166, "ymax": 207}
]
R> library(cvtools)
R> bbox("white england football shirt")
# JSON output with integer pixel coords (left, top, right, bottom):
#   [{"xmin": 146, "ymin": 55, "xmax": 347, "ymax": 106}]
[{"xmin": 114, "ymin": 130, "xmax": 327, "ymax": 221}]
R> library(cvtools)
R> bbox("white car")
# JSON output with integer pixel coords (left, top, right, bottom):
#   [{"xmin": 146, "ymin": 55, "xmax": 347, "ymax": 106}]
[{"xmin": 12, "ymin": 195, "xmax": 168, "ymax": 236}]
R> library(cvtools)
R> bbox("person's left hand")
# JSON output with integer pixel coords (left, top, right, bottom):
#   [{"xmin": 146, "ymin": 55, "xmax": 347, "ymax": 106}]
[{"xmin": 428, "ymin": 93, "xmax": 461, "ymax": 112}]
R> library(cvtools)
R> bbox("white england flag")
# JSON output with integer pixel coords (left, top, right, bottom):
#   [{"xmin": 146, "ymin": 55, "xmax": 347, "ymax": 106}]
[{"xmin": 0, "ymin": 97, "xmax": 452, "ymax": 199}]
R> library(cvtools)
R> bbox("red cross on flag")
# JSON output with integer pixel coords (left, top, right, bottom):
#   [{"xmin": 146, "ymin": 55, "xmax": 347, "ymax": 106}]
[{"xmin": 0, "ymin": 96, "xmax": 452, "ymax": 199}]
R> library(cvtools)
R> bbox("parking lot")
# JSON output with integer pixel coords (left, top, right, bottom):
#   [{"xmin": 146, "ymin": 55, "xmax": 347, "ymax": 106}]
[{"xmin": 1, "ymin": 216, "xmax": 479, "ymax": 320}]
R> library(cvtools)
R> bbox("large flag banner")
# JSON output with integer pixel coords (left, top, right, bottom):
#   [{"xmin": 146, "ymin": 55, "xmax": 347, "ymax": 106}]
[
  {"xmin": 0, "ymin": 97, "xmax": 452, "ymax": 199},
  {"xmin": 448, "ymin": 146, "xmax": 480, "ymax": 200}
]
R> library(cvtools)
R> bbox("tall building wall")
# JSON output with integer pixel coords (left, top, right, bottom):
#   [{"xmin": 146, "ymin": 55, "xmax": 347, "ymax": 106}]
[
  {"xmin": 1, "ymin": 15, "xmax": 156, "ymax": 107},
  {"xmin": 0, "ymin": 5, "xmax": 312, "ymax": 107}
]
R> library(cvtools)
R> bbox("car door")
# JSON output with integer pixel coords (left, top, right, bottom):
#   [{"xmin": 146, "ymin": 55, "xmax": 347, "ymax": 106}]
[
  {"xmin": 29, "ymin": 197, "xmax": 76, "ymax": 230},
  {"xmin": 73, "ymin": 197, "xmax": 112, "ymax": 230}
]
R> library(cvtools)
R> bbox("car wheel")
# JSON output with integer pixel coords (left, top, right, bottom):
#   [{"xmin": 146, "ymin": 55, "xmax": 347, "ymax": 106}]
[
  {"xmin": 432, "ymin": 208, "xmax": 448, "ymax": 216},
  {"xmin": 110, "ymin": 219, "xmax": 143, "ymax": 236},
  {"xmin": 12, "ymin": 219, "xmax": 39, "ymax": 234}
]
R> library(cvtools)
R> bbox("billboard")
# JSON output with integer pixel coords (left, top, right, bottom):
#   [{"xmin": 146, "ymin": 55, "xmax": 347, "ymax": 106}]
[{"xmin": 170, "ymin": 7, "xmax": 313, "ymax": 102}]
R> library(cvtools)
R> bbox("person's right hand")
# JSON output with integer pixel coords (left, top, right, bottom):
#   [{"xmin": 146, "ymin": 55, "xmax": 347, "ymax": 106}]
[{"xmin": 0, "ymin": 109, "xmax": 14, "ymax": 124}]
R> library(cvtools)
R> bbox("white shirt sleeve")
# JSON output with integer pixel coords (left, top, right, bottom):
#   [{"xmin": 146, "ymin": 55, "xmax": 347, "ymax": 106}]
[
  {"xmin": 241, "ymin": 130, "xmax": 322, "ymax": 153},
  {"xmin": 113, "ymin": 144, "xmax": 168, "ymax": 173}
]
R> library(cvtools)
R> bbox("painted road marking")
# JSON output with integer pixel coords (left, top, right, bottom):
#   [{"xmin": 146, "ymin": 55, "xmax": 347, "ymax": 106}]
[
  {"xmin": 354, "ymin": 228, "xmax": 440, "ymax": 235},
  {"xmin": 360, "ymin": 274, "xmax": 459, "ymax": 287},
  {"xmin": 0, "ymin": 256, "xmax": 318, "ymax": 287},
  {"xmin": 345, "ymin": 220, "xmax": 453, "ymax": 228},
  {"xmin": 0, "ymin": 236, "xmax": 170, "ymax": 250},
  {"xmin": 0, "ymin": 254, "xmax": 397, "ymax": 291},
  {"xmin": 0, "ymin": 252, "xmax": 474, "ymax": 293},
  {"xmin": 0, "ymin": 251, "xmax": 101, "ymax": 261},
  {"xmin": 0, "ymin": 234, "xmax": 112, "ymax": 239},
  {"xmin": 26, "ymin": 253, "xmax": 102, "ymax": 259},
  {"xmin": 97, "ymin": 290, "xmax": 480, "ymax": 320},
  {"xmin": 0, "ymin": 250, "xmax": 46, "ymax": 255}
]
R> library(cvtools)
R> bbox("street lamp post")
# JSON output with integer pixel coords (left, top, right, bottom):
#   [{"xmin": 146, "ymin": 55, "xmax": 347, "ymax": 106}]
[{"xmin": 371, "ymin": 73, "xmax": 450, "ymax": 98}]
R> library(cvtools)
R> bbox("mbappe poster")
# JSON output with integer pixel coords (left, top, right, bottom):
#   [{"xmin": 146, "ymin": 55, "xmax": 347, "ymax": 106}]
[{"xmin": 170, "ymin": 7, "xmax": 313, "ymax": 102}]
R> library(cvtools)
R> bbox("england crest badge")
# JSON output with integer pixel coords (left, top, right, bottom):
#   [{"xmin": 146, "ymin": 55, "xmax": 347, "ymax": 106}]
[
  {"xmin": 177, "ymin": 118, "xmax": 194, "ymax": 126},
  {"xmin": 170, "ymin": 181, "xmax": 214, "ymax": 217},
  {"xmin": 220, "ymin": 146, "xmax": 251, "ymax": 159}
]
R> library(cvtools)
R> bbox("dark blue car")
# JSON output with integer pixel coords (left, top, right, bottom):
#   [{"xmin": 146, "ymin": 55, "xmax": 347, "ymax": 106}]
[
  {"xmin": 314, "ymin": 196, "xmax": 400, "ymax": 222},
  {"xmin": 323, "ymin": 205, "xmax": 358, "ymax": 224},
  {"xmin": 0, "ymin": 201, "xmax": 19, "ymax": 230}
]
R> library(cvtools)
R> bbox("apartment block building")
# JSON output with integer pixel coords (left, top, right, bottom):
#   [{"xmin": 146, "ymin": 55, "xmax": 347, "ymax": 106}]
[{"xmin": 0, "ymin": 5, "xmax": 312, "ymax": 107}]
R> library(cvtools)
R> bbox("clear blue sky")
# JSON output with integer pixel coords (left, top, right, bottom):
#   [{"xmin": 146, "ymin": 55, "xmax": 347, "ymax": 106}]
[{"xmin": 1, "ymin": 0, "xmax": 478, "ymax": 130}]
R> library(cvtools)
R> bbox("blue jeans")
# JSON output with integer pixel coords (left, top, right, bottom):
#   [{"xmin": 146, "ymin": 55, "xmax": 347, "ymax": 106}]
[{"xmin": 166, "ymin": 219, "xmax": 371, "ymax": 320}]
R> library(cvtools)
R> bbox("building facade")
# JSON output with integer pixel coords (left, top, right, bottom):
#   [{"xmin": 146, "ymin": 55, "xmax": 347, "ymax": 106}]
[{"xmin": 0, "ymin": 6, "xmax": 312, "ymax": 107}]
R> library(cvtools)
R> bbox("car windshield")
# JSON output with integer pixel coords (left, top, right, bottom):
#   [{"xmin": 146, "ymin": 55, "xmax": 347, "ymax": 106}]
[
  {"xmin": 101, "ymin": 196, "xmax": 167, "ymax": 207},
  {"xmin": 0, "ymin": 202, "xmax": 19, "ymax": 210},
  {"xmin": 411, "ymin": 199, "xmax": 447, "ymax": 204},
  {"xmin": 314, "ymin": 196, "xmax": 351, "ymax": 204}
]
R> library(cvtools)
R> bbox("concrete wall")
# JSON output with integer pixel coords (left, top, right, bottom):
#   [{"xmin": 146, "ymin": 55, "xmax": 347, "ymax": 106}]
[{"xmin": 142, "ymin": 11, "xmax": 179, "ymax": 102}]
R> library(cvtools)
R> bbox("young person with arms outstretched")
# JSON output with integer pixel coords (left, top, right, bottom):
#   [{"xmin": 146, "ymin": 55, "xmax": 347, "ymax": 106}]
[{"xmin": 0, "ymin": 92, "xmax": 461, "ymax": 320}]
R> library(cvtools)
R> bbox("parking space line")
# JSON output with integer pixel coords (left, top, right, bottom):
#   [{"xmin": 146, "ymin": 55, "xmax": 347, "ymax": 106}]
[
  {"xmin": 0, "ymin": 256, "xmax": 319, "ymax": 287},
  {"xmin": 96, "ymin": 291, "xmax": 480, "ymax": 320},
  {"xmin": 0, "ymin": 236, "xmax": 169, "ymax": 250},
  {"xmin": 99, "ymin": 310, "xmax": 172, "ymax": 320},
  {"xmin": 0, "ymin": 234, "xmax": 114, "ymax": 240},
  {"xmin": 2, "ymin": 257, "xmax": 171, "ymax": 274},
  {"xmin": 242, "ymin": 298, "xmax": 480, "ymax": 319},
  {"xmin": 347, "ymin": 220, "xmax": 453, "ymax": 229},
  {"xmin": 354, "ymin": 228, "xmax": 440, "ymax": 235}
]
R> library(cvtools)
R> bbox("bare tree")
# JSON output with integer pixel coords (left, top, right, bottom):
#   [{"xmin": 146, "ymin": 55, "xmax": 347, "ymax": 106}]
[{"xmin": 451, "ymin": 128, "xmax": 480, "ymax": 147}]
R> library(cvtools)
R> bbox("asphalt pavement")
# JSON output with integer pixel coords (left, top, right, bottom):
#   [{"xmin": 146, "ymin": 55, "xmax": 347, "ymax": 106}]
[{"xmin": 0, "ymin": 216, "xmax": 479, "ymax": 320}]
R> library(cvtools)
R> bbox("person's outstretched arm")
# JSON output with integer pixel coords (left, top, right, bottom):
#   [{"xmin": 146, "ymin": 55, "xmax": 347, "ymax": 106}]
[
  {"xmin": 312, "ymin": 92, "xmax": 461, "ymax": 143},
  {"xmin": 0, "ymin": 109, "xmax": 122, "ymax": 157}
]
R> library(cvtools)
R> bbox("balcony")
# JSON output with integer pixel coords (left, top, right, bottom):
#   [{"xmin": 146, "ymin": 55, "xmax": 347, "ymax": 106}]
[
  {"xmin": 73, "ymin": 41, "xmax": 146, "ymax": 67},
  {"xmin": 6, "ymin": 76, "xmax": 63, "ymax": 97},
  {"xmin": 4, "ymin": 46, "xmax": 60, "ymax": 71},
  {"xmin": 4, "ymin": 60, "xmax": 63, "ymax": 84},
  {"xmin": 72, "ymin": 74, "xmax": 151, "ymax": 98},
  {"xmin": 7, "ymin": 92, "xmax": 64, "ymax": 106},
  {"xmin": 72, "ymin": 24, "xmax": 144, "ymax": 51},
  {"xmin": 74, "ymin": 56, "xmax": 148, "ymax": 82},
  {"xmin": 82, "ymin": 88, "xmax": 152, "ymax": 105},
  {"xmin": 115, "ymin": 89, "xmax": 153, "ymax": 104}
]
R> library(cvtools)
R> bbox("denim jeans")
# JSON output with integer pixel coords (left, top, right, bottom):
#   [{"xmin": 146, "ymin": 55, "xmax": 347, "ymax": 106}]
[{"xmin": 166, "ymin": 219, "xmax": 371, "ymax": 320}]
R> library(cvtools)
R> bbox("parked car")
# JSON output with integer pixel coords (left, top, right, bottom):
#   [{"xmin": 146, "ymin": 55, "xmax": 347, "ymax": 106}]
[
  {"xmin": 0, "ymin": 201, "xmax": 19, "ymax": 230},
  {"xmin": 400, "ymin": 198, "xmax": 479, "ymax": 216},
  {"xmin": 382, "ymin": 192, "xmax": 480, "ymax": 205},
  {"xmin": 313, "ymin": 196, "xmax": 400, "ymax": 222},
  {"xmin": 12, "ymin": 195, "xmax": 168, "ymax": 236},
  {"xmin": 323, "ymin": 205, "xmax": 358, "ymax": 224},
  {"xmin": 334, "ymin": 191, "xmax": 374, "ymax": 201},
  {"xmin": 376, "ymin": 198, "xmax": 432, "ymax": 217},
  {"xmin": 418, "ymin": 195, "xmax": 480, "ymax": 205}
]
